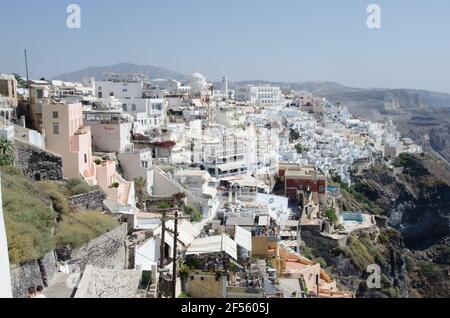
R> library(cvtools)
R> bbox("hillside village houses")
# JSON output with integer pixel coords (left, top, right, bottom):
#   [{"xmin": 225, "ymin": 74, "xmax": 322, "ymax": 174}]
[{"xmin": 0, "ymin": 71, "xmax": 424, "ymax": 298}]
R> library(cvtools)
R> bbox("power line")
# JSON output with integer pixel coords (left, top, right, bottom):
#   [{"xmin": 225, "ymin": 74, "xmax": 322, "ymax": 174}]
[{"xmin": 1, "ymin": 175, "xmax": 157, "ymax": 264}]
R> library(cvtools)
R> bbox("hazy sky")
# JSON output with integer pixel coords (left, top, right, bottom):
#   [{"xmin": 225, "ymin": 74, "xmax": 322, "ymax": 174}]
[{"xmin": 1, "ymin": 0, "xmax": 450, "ymax": 92}]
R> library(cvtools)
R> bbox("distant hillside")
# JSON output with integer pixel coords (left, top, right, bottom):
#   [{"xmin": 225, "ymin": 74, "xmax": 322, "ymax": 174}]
[{"xmin": 52, "ymin": 62, "xmax": 186, "ymax": 82}]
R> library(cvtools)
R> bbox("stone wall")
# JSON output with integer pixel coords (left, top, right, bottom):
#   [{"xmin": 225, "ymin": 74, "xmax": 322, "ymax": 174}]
[
  {"xmin": 68, "ymin": 190, "xmax": 107, "ymax": 212},
  {"xmin": 56, "ymin": 223, "xmax": 128, "ymax": 272},
  {"xmin": 10, "ymin": 261, "xmax": 43, "ymax": 298},
  {"xmin": 15, "ymin": 141, "xmax": 64, "ymax": 181},
  {"xmin": 38, "ymin": 251, "xmax": 58, "ymax": 286},
  {"xmin": 10, "ymin": 251, "xmax": 58, "ymax": 298},
  {"xmin": 302, "ymin": 229, "xmax": 348, "ymax": 249}
]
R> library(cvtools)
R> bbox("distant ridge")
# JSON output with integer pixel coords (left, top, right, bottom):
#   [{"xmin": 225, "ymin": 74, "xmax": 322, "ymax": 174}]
[{"xmin": 52, "ymin": 62, "xmax": 186, "ymax": 82}]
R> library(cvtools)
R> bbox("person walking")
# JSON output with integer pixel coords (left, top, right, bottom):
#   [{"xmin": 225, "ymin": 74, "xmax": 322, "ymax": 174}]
[
  {"xmin": 27, "ymin": 287, "xmax": 37, "ymax": 298},
  {"xmin": 35, "ymin": 285, "xmax": 47, "ymax": 298}
]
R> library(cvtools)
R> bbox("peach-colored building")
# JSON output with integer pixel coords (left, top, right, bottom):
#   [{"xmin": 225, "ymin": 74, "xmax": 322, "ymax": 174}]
[
  {"xmin": 42, "ymin": 102, "xmax": 135, "ymax": 212},
  {"xmin": 95, "ymin": 159, "xmax": 135, "ymax": 210},
  {"xmin": 0, "ymin": 74, "xmax": 18, "ymax": 108},
  {"xmin": 277, "ymin": 247, "xmax": 354, "ymax": 298},
  {"xmin": 41, "ymin": 102, "xmax": 97, "ymax": 185}
]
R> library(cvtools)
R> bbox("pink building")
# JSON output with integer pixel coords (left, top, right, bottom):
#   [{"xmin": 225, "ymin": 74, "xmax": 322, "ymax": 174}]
[
  {"xmin": 42, "ymin": 102, "xmax": 135, "ymax": 212},
  {"xmin": 96, "ymin": 160, "xmax": 135, "ymax": 211},
  {"xmin": 41, "ymin": 102, "xmax": 96, "ymax": 185}
]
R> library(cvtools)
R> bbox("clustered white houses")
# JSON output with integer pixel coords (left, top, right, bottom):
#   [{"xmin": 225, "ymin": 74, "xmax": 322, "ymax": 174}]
[{"xmin": 0, "ymin": 70, "xmax": 423, "ymax": 299}]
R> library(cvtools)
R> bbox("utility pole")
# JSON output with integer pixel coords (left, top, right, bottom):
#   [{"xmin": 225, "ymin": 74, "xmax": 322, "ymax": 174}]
[
  {"xmin": 156, "ymin": 207, "xmax": 189, "ymax": 298},
  {"xmin": 158, "ymin": 209, "xmax": 167, "ymax": 298},
  {"xmin": 171, "ymin": 210, "xmax": 178, "ymax": 299},
  {"xmin": 24, "ymin": 49, "xmax": 31, "ymax": 96}
]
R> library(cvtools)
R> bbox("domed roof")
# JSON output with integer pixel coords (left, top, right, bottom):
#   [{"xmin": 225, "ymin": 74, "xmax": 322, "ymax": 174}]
[
  {"xmin": 189, "ymin": 72, "xmax": 206, "ymax": 80},
  {"xmin": 187, "ymin": 72, "xmax": 207, "ymax": 91}
]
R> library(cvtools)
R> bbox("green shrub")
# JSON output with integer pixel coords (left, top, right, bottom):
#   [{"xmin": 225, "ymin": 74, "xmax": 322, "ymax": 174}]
[
  {"xmin": 323, "ymin": 208, "xmax": 338, "ymax": 224},
  {"xmin": 37, "ymin": 181, "xmax": 70, "ymax": 221},
  {"xmin": 0, "ymin": 138, "xmax": 15, "ymax": 166},
  {"xmin": 54, "ymin": 211, "xmax": 119, "ymax": 248},
  {"xmin": 5, "ymin": 217, "xmax": 54, "ymax": 264},
  {"xmin": 300, "ymin": 242, "xmax": 314, "ymax": 260},
  {"xmin": 383, "ymin": 287, "xmax": 401, "ymax": 298},
  {"xmin": 392, "ymin": 153, "xmax": 412, "ymax": 168},
  {"xmin": 110, "ymin": 182, "xmax": 120, "ymax": 189},
  {"xmin": 289, "ymin": 129, "xmax": 300, "ymax": 142},
  {"xmin": 314, "ymin": 257, "xmax": 328, "ymax": 268},
  {"xmin": 344, "ymin": 235, "xmax": 375, "ymax": 271},
  {"xmin": 1, "ymin": 167, "xmax": 55, "ymax": 264},
  {"xmin": 158, "ymin": 201, "xmax": 172, "ymax": 209},
  {"xmin": 66, "ymin": 178, "xmax": 91, "ymax": 195},
  {"xmin": 419, "ymin": 262, "xmax": 446, "ymax": 282},
  {"xmin": 183, "ymin": 205, "xmax": 202, "ymax": 222}
]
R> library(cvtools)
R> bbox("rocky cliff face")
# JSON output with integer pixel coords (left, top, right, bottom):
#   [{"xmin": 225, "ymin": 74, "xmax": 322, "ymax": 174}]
[
  {"xmin": 353, "ymin": 154, "xmax": 450, "ymax": 249},
  {"xmin": 349, "ymin": 154, "xmax": 450, "ymax": 297},
  {"xmin": 307, "ymin": 154, "xmax": 450, "ymax": 298}
]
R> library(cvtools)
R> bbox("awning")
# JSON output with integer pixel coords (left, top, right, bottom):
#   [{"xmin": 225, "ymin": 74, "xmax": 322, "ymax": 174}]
[
  {"xmin": 226, "ymin": 216, "xmax": 254, "ymax": 227},
  {"xmin": 235, "ymin": 226, "xmax": 252, "ymax": 252},
  {"xmin": 280, "ymin": 220, "xmax": 299, "ymax": 227},
  {"xmin": 217, "ymin": 162, "xmax": 244, "ymax": 171},
  {"xmin": 165, "ymin": 219, "xmax": 201, "ymax": 246},
  {"xmin": 186, "ymin": 234, "xmax": 237, "ymax": 260}
]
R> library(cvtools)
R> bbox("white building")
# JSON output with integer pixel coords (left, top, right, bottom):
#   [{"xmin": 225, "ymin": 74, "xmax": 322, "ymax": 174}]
[
  {"xmin": 118, "ymin": 146, "xmax": 154, "ymax": 196},
  {"xmin": 235, "ymin": 85, "xmax": 282, "ymax": 107},
  {"xmin": 192, "ymin": 127, "xmax": 249, "ymax": 178},
  {"xmin": 95, "ymin": 73, "xmax": 146, "ymax": 99},
  {"xmin": 174, "ymin": 170, "xmax": 221, "ymax": 220},
  {"xmin": 120, "ymin": 98, "xmax": 166, "ymax": 130}
]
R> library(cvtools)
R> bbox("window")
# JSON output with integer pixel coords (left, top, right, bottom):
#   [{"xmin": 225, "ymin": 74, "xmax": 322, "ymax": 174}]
[
  {"xmin": 53, "ymin": 123, "xmax": 59, "ymax": 135},
  {"xmin": 98, "ymin": 92, "xmax": 103, "ymax": 98},
  {"xmin": 53, "ymin": 111, "xmax": 58, "ymax": 119},
  {"xmin": 36, "ymin": 89, "xmax": 43, "ymax": 99},
  {"xmin": 122, "ymin": 104, "xmax": 128, "ymax": 112},
  {"xmin": 132, "ymin": 104, "xmax": 136, "ymax": 111},
  {"xmin": 84, "ymin": 154, "xmax": 87, "ymax": 163}
]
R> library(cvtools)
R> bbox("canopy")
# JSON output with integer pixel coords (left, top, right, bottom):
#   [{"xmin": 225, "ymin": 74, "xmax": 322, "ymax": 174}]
[
  {"xmin": 234, "ymin": 226, "xmax": 252, "ymax": 252},
  {"xmin": 186, "ymin": 234, "xmax": 237, "ymax": 260}
]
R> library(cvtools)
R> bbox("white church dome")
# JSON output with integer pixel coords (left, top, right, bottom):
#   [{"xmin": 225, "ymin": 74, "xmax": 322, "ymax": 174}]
[{"xmin": 187, "ymin": 72, "xmax": 207, "ymax": 91}]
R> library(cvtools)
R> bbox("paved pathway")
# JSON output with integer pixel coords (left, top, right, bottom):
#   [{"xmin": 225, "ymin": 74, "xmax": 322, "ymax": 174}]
[{"xmin": 42, "ymin": 272, "xmax": 75, "ymax": 298}]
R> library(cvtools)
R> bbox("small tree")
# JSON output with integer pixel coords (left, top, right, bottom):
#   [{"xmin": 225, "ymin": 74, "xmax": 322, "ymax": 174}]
[
  {"xmin": 289, "ymin": 129, "xmax": 300, "ymax": 143},
  {"xmin": 184, "ymin": 205, "xmax": 202, "ymax": 222},
  {"xmin": 324, "ymin": 208, "xmax": 339, "ymax": 224},
  {"xmin": 134, "ymin": 177, "xmax": 148, "ymax": 208},
  {"xmin": 172, "ymin": 192, "xmax": 186, "ymax": 208},
  {"xmin": 295, "ymin": 143, "xmax": 309, "ymax": 154}
]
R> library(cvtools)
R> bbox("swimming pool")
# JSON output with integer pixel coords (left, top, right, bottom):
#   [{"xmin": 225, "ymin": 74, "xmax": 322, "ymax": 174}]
[{"xmin": 340, "ymin": 212, "xmax": 364, "ymax": 224}]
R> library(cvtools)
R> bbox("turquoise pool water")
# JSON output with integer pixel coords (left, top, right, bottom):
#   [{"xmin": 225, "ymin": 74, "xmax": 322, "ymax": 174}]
[{"xmin": 340, "ymin": 213, "xmax": 364, "ymax": 224}]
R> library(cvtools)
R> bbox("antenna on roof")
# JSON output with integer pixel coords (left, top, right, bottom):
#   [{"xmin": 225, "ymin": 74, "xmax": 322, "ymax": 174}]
[{"xmin": 24, "ymin": 49, "xmax": 30, "ymax": 92}]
